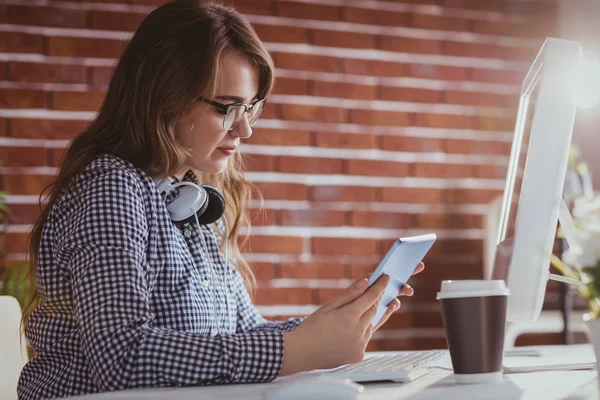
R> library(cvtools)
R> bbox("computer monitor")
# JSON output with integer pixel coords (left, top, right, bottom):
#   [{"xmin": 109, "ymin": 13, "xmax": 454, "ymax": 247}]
[{"xmin": 491, "ymin": 38, "xmax": 583, "ymax": 323}]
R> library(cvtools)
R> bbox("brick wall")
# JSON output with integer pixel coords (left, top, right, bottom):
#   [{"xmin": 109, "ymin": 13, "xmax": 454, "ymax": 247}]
[{"xmin": 0, "ymin": 0, "xmax": 559, "ymax": 350}]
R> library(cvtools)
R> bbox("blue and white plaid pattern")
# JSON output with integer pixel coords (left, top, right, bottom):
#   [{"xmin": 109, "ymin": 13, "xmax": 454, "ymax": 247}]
[{"xmin": 18, "ymin": 154, "xmax": 303, "ymax": 400}]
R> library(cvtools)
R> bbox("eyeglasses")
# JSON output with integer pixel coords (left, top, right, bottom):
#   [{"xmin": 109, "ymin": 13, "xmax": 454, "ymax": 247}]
[{"xmin": 200, "ymin": 97, "xmax": 266, "ymax": 131}]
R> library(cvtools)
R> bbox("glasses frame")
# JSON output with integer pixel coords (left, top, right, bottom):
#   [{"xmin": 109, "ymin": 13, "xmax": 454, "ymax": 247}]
[{"xmin": 200, "ymin": 97, "xmax": 267, "ymax": 131}]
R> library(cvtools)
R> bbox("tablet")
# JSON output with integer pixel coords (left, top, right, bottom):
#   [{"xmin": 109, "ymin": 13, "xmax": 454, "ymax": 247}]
[{"xmin": 367, "ymin": 233, "xmax": 437, "ymax": 327}]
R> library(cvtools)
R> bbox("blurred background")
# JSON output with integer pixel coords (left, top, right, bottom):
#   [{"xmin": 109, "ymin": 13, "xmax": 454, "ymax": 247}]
[{"xmin": 0, "ymin": 0, "xmax": 598, "ymax": 352}]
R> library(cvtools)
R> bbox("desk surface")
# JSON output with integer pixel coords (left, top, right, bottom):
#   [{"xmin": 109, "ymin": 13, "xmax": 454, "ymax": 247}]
[{"xmin": 67, "ymin": 345, "xmax": 598, "ymax": 400}]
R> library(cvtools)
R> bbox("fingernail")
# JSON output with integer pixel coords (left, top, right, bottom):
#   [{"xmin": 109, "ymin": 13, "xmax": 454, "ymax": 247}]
[
  {"xmin": 394, "ymin": 301, "xmax": 401, "ymax": 311},
  {"xmin": 355, "ymin": 278, "xmax": 368, "ymax": 289}
]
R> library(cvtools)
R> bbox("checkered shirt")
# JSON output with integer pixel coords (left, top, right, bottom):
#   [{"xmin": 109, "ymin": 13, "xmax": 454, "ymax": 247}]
[{"xmin": 17, "ymin": 154, "xmax": 303, "ymax": 400}]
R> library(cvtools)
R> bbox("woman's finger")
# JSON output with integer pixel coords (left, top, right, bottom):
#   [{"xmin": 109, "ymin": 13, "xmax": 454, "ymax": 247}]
[
  {"xmin": 398, "ymin": 284, "xmax": 414, "ymax": 297},
  {"xmin": 411, "ymin": 262, "xmax": 425, "ymax": 276},
  {"xmin": 320, "ymin": 274, "xmax": 371, "ymax": 312},
  {"xmin": 359, "ymin": 299, "xmax": 379, "ymax": 329},
  {"xmin": 373, "ymin": 299, "xmax": 400, "ymax": 332}
]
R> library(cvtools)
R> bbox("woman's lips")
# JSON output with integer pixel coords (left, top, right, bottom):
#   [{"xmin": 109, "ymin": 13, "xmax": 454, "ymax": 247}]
[{"xmin": 217, "ymin": 147, "xmax": 236, "ymax": 156}]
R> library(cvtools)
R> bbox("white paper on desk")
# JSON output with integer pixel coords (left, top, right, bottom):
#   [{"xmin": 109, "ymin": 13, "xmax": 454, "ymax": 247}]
[
  {"xmin": 404, "ymin": 371, "xmax": 597, "ymax": 400},
  {"xmin": 503, "ymin": 344, "xmax": 596, "ymax": 371}
]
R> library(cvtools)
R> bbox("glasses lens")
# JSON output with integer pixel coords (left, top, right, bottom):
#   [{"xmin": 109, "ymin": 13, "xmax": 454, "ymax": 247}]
[
  {"xmin": 224, "ymin": 105, "xmax": 245, "ymax": 130},
  {"xmin": 249, "ymin": 100, "xmax": 265, "ymax": 126}
]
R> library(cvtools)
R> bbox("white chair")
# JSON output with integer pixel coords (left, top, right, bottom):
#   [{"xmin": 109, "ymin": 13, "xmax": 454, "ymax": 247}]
[
  {"xmin": 0, "ymin": 296, "xmax": 28, "ymax": 400},
  {"xmin": 483, "ymin": 196, "xmax": 587, "ymax": 348}
]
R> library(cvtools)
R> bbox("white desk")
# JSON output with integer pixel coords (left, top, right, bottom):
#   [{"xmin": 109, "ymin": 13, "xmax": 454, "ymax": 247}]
[{"xmin": 67, "ymin": 345, "xmax": 598, "ymax": 400}]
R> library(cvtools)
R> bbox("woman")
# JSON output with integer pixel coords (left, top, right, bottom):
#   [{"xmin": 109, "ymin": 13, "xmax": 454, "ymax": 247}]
[{"xmin": 17, "ymin": 1, "xmax": 423, "ymax": 398}]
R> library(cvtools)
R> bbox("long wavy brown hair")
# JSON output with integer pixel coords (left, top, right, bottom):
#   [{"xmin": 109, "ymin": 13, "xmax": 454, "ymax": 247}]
[{"xmin": 22, "ymin": 0, "xmax": 273, "ymax": 330}]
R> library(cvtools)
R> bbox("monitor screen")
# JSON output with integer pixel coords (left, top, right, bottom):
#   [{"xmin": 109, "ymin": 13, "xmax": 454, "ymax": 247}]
[{"xmin": 492, "ymin": 83, "xmax": 541, "ymax": 282}]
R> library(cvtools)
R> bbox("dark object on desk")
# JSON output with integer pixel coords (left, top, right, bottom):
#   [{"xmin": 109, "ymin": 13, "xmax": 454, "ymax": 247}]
[{"xmin": 438, "ymin": 280, "xmax": 508, "ymax": 384}]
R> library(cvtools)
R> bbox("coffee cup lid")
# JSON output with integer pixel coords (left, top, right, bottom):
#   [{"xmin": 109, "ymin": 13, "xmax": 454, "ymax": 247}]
[{"xmin": 436, "ymin": 280, "xmax": 510, "ymax": 300}]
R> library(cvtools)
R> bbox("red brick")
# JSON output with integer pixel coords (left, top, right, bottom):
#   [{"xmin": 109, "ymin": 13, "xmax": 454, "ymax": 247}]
[
  {"xmin": 89, "ymin": 10, "xmax": 145, "ymax": 31},
  {"xmin": 222, "ymin": 0, "xmax": 273, "ymax": 15},
  {"xmin": 470, "ymin": 67, "xmax": 524, "ymax": 85},
  {"xmin": 471, "ymin": 20, "xmax": 521, "ymax": 36},
  {"xmin": 342, "ymin": 59, "xmax": 407, "ymax": 77},
  {"xmin": 350, "ymin": 110, "xmax": 411, "ymax": 127},
  {"xmin": 0, "ymin": 5, "xmax": 6, "ymax": 23},
  {"xmin": 343, "ymin": 7, "xmax": 408, "ymax": 26},
  {"xmin": 446, "ymin": 139, "xmax": 511, "ymax": 155},
  {"xmin": 311, "ymin": 186, "xmax": 376, "ymax": 202},
  {"xmin": 429, "ymin": 238, "xmax": 482, "ymax": 257},
  {"xmin": 0, "ymin": 146, "xmax": 49, "ymax": 167},
  {"xmin": 273, "ymin": 77, "xmax": 309, "ymax": 95},
  {"xmin": 346, "ymin": 159, "xmax": 411, "ymax": 177},
  {"xmin": 279, "ymin": 156, "xmax": 343, "ymax": 174},
  {"xmin": 0, "ymin": 88, "xmax": 45, "ymax": 109},
  {"xmin": 280, "ymin": 104, "xmax": 345, "ymax": 123},
  {"xmin": 50, "ymin": 147, "xmax": 66, "ymax": 167},
  {"xmin": 254, "ymin": 182, "xmax": 308, "ymax": 200},
  {"xmin": 380, "ymin": 312, "xmax": 412, "ymax": 330},
  {"xmin": 348, "ymin": 262, "xmax": 378, "ymax": 279},
  {"xmin": 312, "ymin": 80, "xmax": 376, "ymax": 100},
  {"xmin": 381, "ymin": 136, "xmax": 446, "ymax": 153},
  {"xmin": 445, "ymin": 90, "xmax": 510, "ymax": 108},
  {"xmin": 379, "ymin": 36, "xmax": 442, "ymax": 54},
  {"xmin": 6, "ymin": 5, "xmax": 87, "ymax": 28},
  {"xmin": 446, "ymin": 188, "xmax": 502, "ymax": 204},
  {"xmin": 442, "ymin": 0, "xmax": 503, "ymax": 11},
  {"xmin": 0, "ymin": 31, "xmax": 44, "ymax": 53},
  {"xmin": 253, "ymin": 24, "xmax": 307, "ymax": 43},
  {"xmin": 412, "ymin": 261, "xmax": 482, "ymax": 285},
  {"xmin": 280, "ymin": 209, "xmax": 346, "ymax": 227},
  {"xmin": 276, "ymin": 1, "xmax": 341, "ymax": 21},
  {"xmin": 4, "ymin": 203, "xmax": 42, "ymax": 225},
  {"xmin": 443, "ymin": 40, "xmax": 505, "ymax": 59},
  {"xmin": 0, "ymin": 61, "xmax": 6, "ymax": 80},
  {"xmin": 408, "ymin": 63, "xmax": 468, "ymax": 81},
  {"xmin": 10, "ymin": 118, "xmax": 88, "ymax": 140},
  {"xmin": 252, "ymin": 262, "xmax": 277, "ymax": 281},
  {"xmin": 280, "ymin": 262, "xmax": 346, "ymax": 279},
  {"xmin": 315, "ymin": 132, "xmax": 376, "ymax": 149},
  {"xmin": 479, "ymin": 115, "xmax": 515, "ymax": 131},
  {"xmin": 312, "ymin": 237, "xmax": 378, "ymax": 255},
  {"xmin": 415, "ymin": 113, "xmax": 475, "ymax": 129},
  {"xmin": 350, "ymin": 211, "xmax": 413, "ymax": 229},
  {"xmin": 311, "ymin": 29, "xmax": 375, "ymax": 49},
  {"xmin": 250, "ymin": 128, "xmax": 311, "ymax": 146},
  {"xmin": 47, "ymin": 37, "xmax": 124, "ymax": 58},
  {"xmin": 10, "ymin": 62, "xmax": 86, "ymax": 84},
  {"xmin": 380, "ymin": 86, "xmax": 441, "ymax": 103},
  {"xmin": 474, "ymin": 164, "xmax": 507, "ymax": 179},
  {"xmin": 382, "ymin": 187, "xmax": 445, "ymax": 203},
  {"xmin": 2, "ymin": 232, "xmax": 29, "ymax": 254},
  {"xmin": 2, "ymin": 174, "xmax": 56, "ymax": 196},
  {"xmin": 259, "ymin": 101, "xmax": 278, "ymax": 119},
  {"xmin": 254, "ymin": 287, "xmax": 314, "ymax": 305},
  {"xmin": 241, "ymin": 235, "xmax": 304, "ymax": 254},
  {"xmin": 248, "ymin": 208, "xmax": 277, "ymax": 226},
  {"xmin": 416, "ymin": 212, "xmax": 481, "ymax": 229},
  {"xmin": 90, "ymin": 66, "xmax": 114, "ymax": 88},
  {"xmin": 275, "ymin": 52, "xmax": 341, "ymax": 73},
  {"xmin": 414, "ymin": 162, "xmax": 474, "ymax": 178},
  {"xmin": 51, "ymin": 91, "xmax": 105, "ymax": 112},
  {"xmin": 409, "ymin": 13, "xmax": 469, "ymax": 31},
  {"xmin": 244, "ymin": 154, "xmax": 276, "ymax": 172},
  {"xmin": 315, "ymin": 288, "xmax": 343, "ymax": 304}
]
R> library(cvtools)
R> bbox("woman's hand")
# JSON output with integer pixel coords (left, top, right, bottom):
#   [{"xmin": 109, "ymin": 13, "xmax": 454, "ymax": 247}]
[
  {"xmin": 279, "ymin": 262, "xmax": 425, "ymax": 376},
  {"xmin": 373, "ymin": 262, "xmax": 425, "ymax": 332}
]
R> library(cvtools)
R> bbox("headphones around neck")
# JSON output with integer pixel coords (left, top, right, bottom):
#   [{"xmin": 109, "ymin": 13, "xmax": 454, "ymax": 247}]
[{"xmin": 155, "ymin": 177, "xmax": 226, "ymax": 226}]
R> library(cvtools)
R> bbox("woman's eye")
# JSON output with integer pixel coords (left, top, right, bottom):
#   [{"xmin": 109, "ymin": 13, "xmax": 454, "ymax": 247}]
[{"xmin": 215, "ymin": 107, "xmax": 228, "ymax": 115}]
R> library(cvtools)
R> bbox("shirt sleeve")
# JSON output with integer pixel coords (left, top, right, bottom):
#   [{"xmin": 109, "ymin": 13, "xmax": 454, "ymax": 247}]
[
  {"xmin": 232, "ymin": 269, "xmax": 305, "ymax": 333},
  {"xmin": 60, "ymin": 168, "xmax": 285, "ymax": 390}
]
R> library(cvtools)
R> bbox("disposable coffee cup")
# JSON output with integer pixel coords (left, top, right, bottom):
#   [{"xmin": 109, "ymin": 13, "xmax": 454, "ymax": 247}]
[{"xmin": 436, "ymin": 280, "xmax": 509, "ymax": 384}]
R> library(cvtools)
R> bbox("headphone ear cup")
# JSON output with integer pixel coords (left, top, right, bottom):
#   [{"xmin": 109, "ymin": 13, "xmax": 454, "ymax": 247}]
[{"xmin": 196, "ymin": 184, "xmax": 226, "ymax": 225}]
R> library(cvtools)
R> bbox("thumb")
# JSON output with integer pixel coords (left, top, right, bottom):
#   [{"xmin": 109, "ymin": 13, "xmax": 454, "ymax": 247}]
[{"xmin": 320, "ymin": 276, "xmax": 369, "ymax": 312}]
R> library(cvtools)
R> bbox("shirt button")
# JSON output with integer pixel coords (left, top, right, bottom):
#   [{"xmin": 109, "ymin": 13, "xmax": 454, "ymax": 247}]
[
  {"xmin": 184, "ymin": 229, "xmax": 192, "ymax": 238},
  {"xmin": 202, "ymin": 280, "xmax": 209, "ymax": 287}
]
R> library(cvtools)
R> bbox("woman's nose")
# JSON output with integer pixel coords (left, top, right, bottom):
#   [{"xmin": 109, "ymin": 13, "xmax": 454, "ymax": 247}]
[{"xmin": 229, "ymin": 113, "xmax": 252, "ymax": 139}]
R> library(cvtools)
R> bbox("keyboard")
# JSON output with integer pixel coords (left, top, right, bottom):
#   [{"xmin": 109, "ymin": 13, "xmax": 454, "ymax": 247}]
[{"xmin": 299, "ymin": 350, "xmax": 445, "ymax": 383}]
